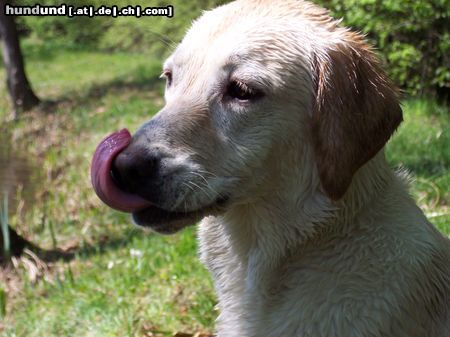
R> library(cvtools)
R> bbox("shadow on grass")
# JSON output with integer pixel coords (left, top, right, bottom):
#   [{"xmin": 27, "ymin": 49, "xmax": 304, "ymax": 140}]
[
  {"xmin": 1, "ymin": 68, "xmax": 163, "ymax": 126},
  {"xmin": 5, "ymin": 228, "xmax": 145, "ymax": 265},
  {"xmin": 37, "ymin": 72, "xmax": 164, "ymax": 115},
  {"xmin": 74, "ymin": 229, "xmax": 144, "ymax": 260}
]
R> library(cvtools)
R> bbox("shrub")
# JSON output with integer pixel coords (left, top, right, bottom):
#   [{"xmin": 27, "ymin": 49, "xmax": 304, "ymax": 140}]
[
  {"xmin": 315, "ymin": 0, "xmax": 449, "ymax": 101},
  {"xmin": 18, "ymin": 0, "xmax": 107, "ymax": 47}
]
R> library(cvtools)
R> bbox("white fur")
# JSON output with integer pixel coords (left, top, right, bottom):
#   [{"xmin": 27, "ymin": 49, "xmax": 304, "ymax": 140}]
[{"xmin": 152, "ymin": 1, "xmax": 450, "ymax": 336}]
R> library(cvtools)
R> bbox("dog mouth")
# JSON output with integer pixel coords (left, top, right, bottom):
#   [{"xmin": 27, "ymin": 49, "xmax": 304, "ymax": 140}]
[
  {"xmin": 132, "ymin": 196, "xmax": 228, "ymax": 234},
  {"xmin": 90, "ymin": 129, "xmax": 227, "ymax": 233}
]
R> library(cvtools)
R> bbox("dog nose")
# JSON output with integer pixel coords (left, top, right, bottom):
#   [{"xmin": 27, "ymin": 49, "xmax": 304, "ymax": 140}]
[{"xmin": 112, "ymin": 146, "xmax": 160, "ymax": 196}]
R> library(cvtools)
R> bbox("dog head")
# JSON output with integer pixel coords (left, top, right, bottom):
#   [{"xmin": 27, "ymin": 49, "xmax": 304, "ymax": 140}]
[{"xmin": 95, "ymin": 0, "xmax": 402, "ymax": 233}]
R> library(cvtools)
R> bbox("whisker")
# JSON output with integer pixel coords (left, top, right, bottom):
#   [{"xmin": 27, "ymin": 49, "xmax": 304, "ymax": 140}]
[
  {"xmin": 191, "ymin": 171, "xmax": 211, "ymax": 185},
  {"xmin": 189, "ymin": 181, "xmax": 215, "ymax": 200},
  {"xmin": 199, "ymin": 179, "xmax": 225, "ymax": 199},
  {"xmin": 196, "ymin": 169, "xmax": 219, "ymax": 178},
  {"xmin": 190, "ymin": 171, "xmax": 226, "ymax": 199},
  {"xmin": 182, "ymin": 182, "xmax": 195, "ymax": 193},
  {"xmin": 147, "ymin": 29, "xmax": 177, "ymax": 48}
]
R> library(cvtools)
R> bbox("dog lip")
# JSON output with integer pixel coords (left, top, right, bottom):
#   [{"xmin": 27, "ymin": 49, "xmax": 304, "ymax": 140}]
[
  {"xmin": 90, "ymin": 129, "xmax": 153, "ymax": 213},
  {"xmin": 132, "ymin": 196, "xmax": 229, "ymax": 233}
]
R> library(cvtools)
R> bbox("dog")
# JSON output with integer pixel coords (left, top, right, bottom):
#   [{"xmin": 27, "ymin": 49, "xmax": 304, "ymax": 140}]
[{"xmin": 95, "ymin": 0, "xmax": 450, "ymax": 336}]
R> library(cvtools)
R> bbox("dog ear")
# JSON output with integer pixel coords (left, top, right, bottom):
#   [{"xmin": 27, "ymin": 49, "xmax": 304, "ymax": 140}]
[{"xmin": 312, "ymin": 35, "xmax": 403, "ymax": 200}]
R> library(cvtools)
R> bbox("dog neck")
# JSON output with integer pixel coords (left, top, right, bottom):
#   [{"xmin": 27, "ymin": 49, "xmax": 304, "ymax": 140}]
[
  {"xmin": 200, "ymin": 145, "xmax": 407, "ymax": 328},
  {"xmin": 220, "ymin": 146, "xmax": 398, "ymax": 264}
]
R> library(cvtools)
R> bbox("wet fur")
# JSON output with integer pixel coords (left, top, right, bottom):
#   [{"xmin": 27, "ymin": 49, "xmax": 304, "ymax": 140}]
[{"xmin": 138, "ymin": 0, "xmax": 450, "ymax": 336}]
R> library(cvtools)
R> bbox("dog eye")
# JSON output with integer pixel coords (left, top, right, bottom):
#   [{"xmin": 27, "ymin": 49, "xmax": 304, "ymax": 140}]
[
  {"xmin": 160, "ymin": 69, "xmax": 173, "ymax": 86},
  {"xmin": 227, "ymin": 80, "xmax": 262, "ymax": 101}
]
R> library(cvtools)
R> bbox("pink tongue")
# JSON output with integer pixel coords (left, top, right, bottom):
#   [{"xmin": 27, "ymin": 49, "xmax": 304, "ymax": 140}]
[{"xmin": 90, "ymin": 129, "xmax": 152, "ymax": 213}]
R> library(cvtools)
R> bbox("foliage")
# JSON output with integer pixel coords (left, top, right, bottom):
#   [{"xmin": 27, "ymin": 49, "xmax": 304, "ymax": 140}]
[
  {"xmin": 17, "ymin": 0, "xmax": 107, "ymax": 47},
  {"xmin": 315, "ymin": 0, "xmax": 449, "ymax": 100}
]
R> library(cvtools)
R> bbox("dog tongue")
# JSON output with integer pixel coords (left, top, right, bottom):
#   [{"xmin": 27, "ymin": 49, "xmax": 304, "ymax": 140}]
[{"xmin": 90, "ymin": 129, "xmax": 152, "ymax": 213}]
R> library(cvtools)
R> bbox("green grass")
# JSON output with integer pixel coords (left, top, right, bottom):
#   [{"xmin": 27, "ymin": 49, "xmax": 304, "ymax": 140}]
[
  {"xmin": 386, "ymin": 99, "xmax": 449, "ymax": 233},
  {"xmin": 0, "ymin": 42, "xmax": 448, "ymax": 336},
  {"xmin": 7, "ymin": 228, "xmax": 216, "ymax": 337}
]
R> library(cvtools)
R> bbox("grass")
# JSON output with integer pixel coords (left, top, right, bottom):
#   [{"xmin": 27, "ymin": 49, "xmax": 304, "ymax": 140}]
[
  {"xmin": 386, "ymin": 99, "xmax": 449, "ymax": 233},
  {"xmin": 7, "ymin": 228, "xmax": 216, "ymax": 337},
  {"xmin": 0, "ymin": 41, "xmax": 448, "ymax": 336}
]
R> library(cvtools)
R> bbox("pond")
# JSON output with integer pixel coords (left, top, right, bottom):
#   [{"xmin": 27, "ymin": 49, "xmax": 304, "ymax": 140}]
[{"xmin": 0, "ymin": 132, "xmax": 42, "ymax": 222}]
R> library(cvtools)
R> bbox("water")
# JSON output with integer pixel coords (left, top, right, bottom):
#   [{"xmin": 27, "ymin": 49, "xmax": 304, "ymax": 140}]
[{"xmin": 0, "ymin": 133, "xmax": 42, "ymax": 216}]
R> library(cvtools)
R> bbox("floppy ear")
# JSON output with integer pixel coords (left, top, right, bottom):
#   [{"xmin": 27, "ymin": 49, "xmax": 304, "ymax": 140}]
[{"xmin": 312, "ymin": 35, "xmax": 403, "ymax": 200}]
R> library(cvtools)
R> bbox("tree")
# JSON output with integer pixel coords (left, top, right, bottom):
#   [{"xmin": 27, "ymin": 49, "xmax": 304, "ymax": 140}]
[{"xmin": 0, "ymin": 0, "xmax": 39, "ymax": 117}]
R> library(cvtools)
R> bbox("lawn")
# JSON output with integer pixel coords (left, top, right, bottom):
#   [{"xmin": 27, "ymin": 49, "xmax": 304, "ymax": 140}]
[{"xmin": 0, "ymin": 43, "xmax": 449, "ymax": 337}]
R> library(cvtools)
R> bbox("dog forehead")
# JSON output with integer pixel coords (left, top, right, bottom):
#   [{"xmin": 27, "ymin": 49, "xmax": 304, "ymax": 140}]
[
  {"xmin": 164, "ymin": 0, "xmax": 340, "ymax": 96},
  {"xmin": 181, "ymin": 4, "xmax": 295, "ymax": 51},
  {"xmin": 172, "ymin": 8, "xmax": 314, "ymax": 75}
]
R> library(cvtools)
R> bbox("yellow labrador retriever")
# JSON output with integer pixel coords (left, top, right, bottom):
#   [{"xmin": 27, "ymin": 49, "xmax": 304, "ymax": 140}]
[{"xmin": 91, "ymin": 0, "xmax": 450, "ymax": 336}]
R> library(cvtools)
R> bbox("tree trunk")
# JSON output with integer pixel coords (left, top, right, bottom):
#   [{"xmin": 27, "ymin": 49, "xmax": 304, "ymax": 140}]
[{"xmin": 0, "ymin": 1, "xmax": 39, "ymax": 117}]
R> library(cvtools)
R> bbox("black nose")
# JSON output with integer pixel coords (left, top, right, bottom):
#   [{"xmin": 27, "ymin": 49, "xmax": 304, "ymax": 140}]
[{"xmin": 111, "ymin": 146, "xmax": 160, "ymax": 199}]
